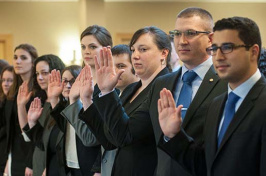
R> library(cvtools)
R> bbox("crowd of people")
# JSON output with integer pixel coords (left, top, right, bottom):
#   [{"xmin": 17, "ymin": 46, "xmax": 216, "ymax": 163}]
[{"xmin": 0, "ymin": 6, "xmax": 266, "ymax": 176}]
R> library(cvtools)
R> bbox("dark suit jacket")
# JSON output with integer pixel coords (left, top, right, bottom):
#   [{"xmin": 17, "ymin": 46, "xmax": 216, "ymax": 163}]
[
  {"xmin": 50, "ymin": 101, "xmax": 100, "ymax": 176},
  {"xmin": 94, "ymin": 65, "xmax": 227, "ymax": 176},
  {"xmin": 4, "ymin": 98, "xmax": 34, "ymax": 176},
  {"xmin": 0, "ymin": 103, "xmax": 8, "ymax": 174},
  {"xmin": 159, "ymin": 77, "xmax": 266, "ymax": 176},
  {"xmin": 83, "ymin": 68, "xmax": 169, "ymax": 176}
]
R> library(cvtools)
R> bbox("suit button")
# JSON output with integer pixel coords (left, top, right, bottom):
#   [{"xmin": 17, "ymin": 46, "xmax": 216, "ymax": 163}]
[{"xmin": 103, "ymin": 159, "xmax": 107, "ymax": 163}]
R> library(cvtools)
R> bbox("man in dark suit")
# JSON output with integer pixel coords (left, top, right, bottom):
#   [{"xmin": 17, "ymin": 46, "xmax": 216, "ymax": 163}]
[
  {"xmin": 158, "ymin": 16, "xmax": 266, "ymax": 176},
  {"xmin": 92, "ymin": 7, "xmax": 227, "ymax": 176}
]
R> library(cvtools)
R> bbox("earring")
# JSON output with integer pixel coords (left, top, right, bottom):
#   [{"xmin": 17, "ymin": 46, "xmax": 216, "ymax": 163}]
[{"xmin": 161, "ymin": 59, "xmax": 166, "ymax": 65}]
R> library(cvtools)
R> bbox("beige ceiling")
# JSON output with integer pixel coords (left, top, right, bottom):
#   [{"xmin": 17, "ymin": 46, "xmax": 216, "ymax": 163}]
[{"xmin": 1, "ymin": 0, "xmax": 266, "ymax": 2}]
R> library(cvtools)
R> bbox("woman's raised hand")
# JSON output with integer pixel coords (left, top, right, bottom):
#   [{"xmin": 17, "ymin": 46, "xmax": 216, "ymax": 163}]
[
  {"xmin": 47, "ymin": 69, "xmax": 63, "ymax": 107},
  {"xmin": 27, "ymin": 97, "xmax": 43, "ymax": 128},
  {"xmin": 80, "ymin": 65, "xmax": 94, "ymax": 110},
  {"xmin": 17, "ymin": 82, "xmax": 32, "ymax": 106},
  {"xmin": 94, "ymin": 47, "xmax": 124, "ymax": 93}
]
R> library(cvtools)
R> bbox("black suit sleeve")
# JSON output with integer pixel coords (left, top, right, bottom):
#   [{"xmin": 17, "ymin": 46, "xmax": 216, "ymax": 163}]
[
  {"xmin": 158, "ymin": 129, "xmax": 207, "ymax": 176},
  {"xmin": 93, "ymin": 90, "xmax": 154, "ymax": 147},
  {"xmin": 50, "ymin": 100, "xmax": 67, "ymax": 133},
  {"xmin": 79, "ymin": 103, "xmax": 117, "ymax": 150}
]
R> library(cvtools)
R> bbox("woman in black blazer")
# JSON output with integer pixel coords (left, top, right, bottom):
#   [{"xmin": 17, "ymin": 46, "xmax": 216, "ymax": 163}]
[
  {"xmin": 4, "ymin": 44, "xmax": 38, "ymax": 176},
  {"xmin": 0, "ymin": 66, "xmax": 14, "ymax": 176},
  {"xmin": 76, "ymin": 26, "xmax": 171, "ymax": 175}
]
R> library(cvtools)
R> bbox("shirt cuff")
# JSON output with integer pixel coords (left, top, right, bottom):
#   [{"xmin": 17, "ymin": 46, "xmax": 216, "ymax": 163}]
[
  {"xmin": 99, "ymin": 89, "xmax": 115, "ymax": 97},
  {"xmin": 164, "ymin": 135, "xmax": 171, "ymax": 142},
  {"xmin": 22, "ymin": 132, "xmax": 31, "ymax": 142}
]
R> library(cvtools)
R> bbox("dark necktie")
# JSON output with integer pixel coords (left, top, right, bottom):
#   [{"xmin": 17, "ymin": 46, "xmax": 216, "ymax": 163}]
[
  {"xmin": 177, "ymin": 71, "xmax": 198, "ymax": 119},
  {"xmin": 217, "ymin": 92, "xmax": 240, "ymax": 147}
]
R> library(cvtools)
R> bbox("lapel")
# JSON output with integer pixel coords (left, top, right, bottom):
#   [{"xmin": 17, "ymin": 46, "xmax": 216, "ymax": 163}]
[
  {"xmin": 215, "ymin": 78, "xmax": 266, "ymax": 156},
  {"xmin": 182, "ymin": 66, "xmax": 220, "ymax": 128},
  {"xmin": 206, "ymin": 93, "xmax": 227, "ymax": 167},
  {"xmin": 123, "ymin": 67, "xmax": 170, "ymax": 115}
]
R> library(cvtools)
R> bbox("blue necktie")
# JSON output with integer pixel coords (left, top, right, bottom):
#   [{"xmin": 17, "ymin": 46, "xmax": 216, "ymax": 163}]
[
  {"xmin": 177, "ymin": 71, "xmax": 198, "ymax": 119},
  {"xmin": 217, "ymin": 92, "xmax": 240, "ymax": 147}
]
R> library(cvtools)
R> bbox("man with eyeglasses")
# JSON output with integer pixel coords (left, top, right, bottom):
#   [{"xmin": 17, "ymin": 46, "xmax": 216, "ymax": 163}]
[
  {"xmin": 158, "ymin": 16, "xmax": 266, "ymax": 176},
  {"xmin": 147, "ymin": 7, "xmax": 227, "ymax": 176}
]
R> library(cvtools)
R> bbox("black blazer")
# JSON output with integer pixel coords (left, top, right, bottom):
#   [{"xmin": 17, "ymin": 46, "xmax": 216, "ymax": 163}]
[
  {"xmin": 92, "ymin": 65, "xmax": 227, "ymax": 176},
  {"xmin": 51, "ymin": 101, "xmax": 100, "ymax": 176},
  {"xmin": 144, "ymin": 66, "xmax": 227, "ymax": 175},
  {"xmin": 4, "ymin": 98, "xmax": 34, "ymax": 175},
  {"xmin": 0, "ymin": 102, "xmax": 8, "ymax": 174},
  {"xmin": 159, "ymin": 77, "xmax": 266, "ymax": 176},
  {"xmin": 81, "ymin": 68, "xmax": 169, "ymax": 176}
]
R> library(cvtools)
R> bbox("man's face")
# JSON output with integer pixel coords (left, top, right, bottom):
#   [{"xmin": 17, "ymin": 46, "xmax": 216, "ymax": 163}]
[
  {"xmin": 114, "ymin": 53, "xmax": 139, "ymax": 91},
  {"xmin": 174, "ymin": 16, "xmax": 212, "ymax": 69},
  {"xmin": 212, "ymin": 29, "xmax": 258, "ymax": 89}
]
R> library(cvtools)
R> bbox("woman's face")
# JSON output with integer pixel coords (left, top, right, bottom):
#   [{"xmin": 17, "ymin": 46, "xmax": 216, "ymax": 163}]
[
  {"xmin": 81, "ymin": 35, "xmax": 103, "ymax": 67},
  {"xmin": 130, "ymin": 33, "xmax": 167, "ymax": 80},
  {"xmin": 1, "ymin": 70, "xmax": 14, "ymax": 95},
  {"xmin": 36, "ymin": 61, "xmax": 50, "ymax": 91},
  {"xmin": 13, "ymin": 49, "xmax": 33, "ymax": 76},
  {"xmin": 62, "ymin": 70, "xmax": 74, "ymax": 99}
]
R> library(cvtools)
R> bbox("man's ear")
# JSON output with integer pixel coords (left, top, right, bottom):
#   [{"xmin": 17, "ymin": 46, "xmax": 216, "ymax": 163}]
[
  {"xmin": 251, "ymin": 44, "xmax": 260, "ymax": 62},
  {"xmin": 208, "ymin": 32, "xmax": 214, "ymax": 44}
]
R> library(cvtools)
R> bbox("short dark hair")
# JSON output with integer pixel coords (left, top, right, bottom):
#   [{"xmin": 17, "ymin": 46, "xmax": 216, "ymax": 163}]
[
  {"xmin": 111, "ymin": 44, "xmax": 134, "ymax": 74},
  {"xmin": 80, "ymin": 25, "xmax": 113, "ymax": 47},
  {"xmin": 259, "ymin": 48, "xmax": 266, "ymax": 77},
  {"xmin": 213, "ymin": 16, "xmax": 262, "ymax": 60},
  {"xmin": 129, "ymin": 26, "xmax": 172, "ymax": 71},
  {"xmin": 33, "ymin": 54, "xmax": 65, "ymax": 101},
  {"xmin": 111, "ymin": 44, "xmax": 131, "ymax": 57},
  {"xmin": 177, "ymin": 7, "xmax": 214, "ymax": 31}
]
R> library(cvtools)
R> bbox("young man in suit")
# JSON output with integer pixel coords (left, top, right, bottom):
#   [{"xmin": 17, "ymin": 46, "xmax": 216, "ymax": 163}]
[
  {"xmin": 91, "ymin": 7, "xmax": 227, "ymax": 176},
  {"xmin": 158, "ymin": 16, "xmax": 266, "ymax": 176}
]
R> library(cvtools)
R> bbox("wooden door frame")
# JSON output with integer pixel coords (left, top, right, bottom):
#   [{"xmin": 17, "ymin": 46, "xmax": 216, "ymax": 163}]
[{"xmin": 0, "ymin": 34, "xmax": 13, "ymax": 64}]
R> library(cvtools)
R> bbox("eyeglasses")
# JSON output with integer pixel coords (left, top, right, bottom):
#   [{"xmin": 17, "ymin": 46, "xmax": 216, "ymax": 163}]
[
  {"xmin": 206, "ymin": 43, "xmax": 252, "ymax": 56},
  {"xmin": 63, "ymin": 79, "xmax": 75, "ymax": 86},
  {"xmin": 0, "ymin": 78, "xmax": 13, "ymax": 83},
  {"xmin": 169, "ymin": 30, "xmax": 210, "ymax": 39}
]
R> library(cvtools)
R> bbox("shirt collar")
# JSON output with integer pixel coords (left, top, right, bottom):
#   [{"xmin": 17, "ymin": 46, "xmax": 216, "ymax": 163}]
[
  {"xmin": 181, "ymin": 56, "xmax": 213, "ymax": 80},
  {"xmin": 228, "ymin": 69, "xmax": 261, "ymax": 99}
]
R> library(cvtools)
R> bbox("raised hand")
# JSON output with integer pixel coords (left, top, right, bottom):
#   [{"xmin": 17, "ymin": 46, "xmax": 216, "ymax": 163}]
[
  {"xmin": 17, "ymin": 82, "xmax": 32, "ymax": 106},
  {"xmin": 69, "ymin": 69, "xmax": 82, "ymax": 104},
  {"xmin": 47, "ymin": 69, "xmax": 63, "ymax": 108},
  {"xmin": 27, "ymin": 97, "xmax": 43, "ymax": 128},
  {"xmin": 80, "ymin": 65, "xmax": 94, "ymax": 110},
  {"xmin": 94, "ymin": 47, "xmax": 124, "ymax": 93},
  {"xmin": 158, "ymin": 88, "xmax": 182, "ymax": 139}
]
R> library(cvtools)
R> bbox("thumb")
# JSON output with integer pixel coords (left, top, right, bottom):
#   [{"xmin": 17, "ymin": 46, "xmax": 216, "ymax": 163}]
[
  {"xmin": 176, "ymin": 105, "xmax": 183, "ymax": 120},
  {"xmin": 115, "ymin": 69, "xmax": 124, "ymax": 81},
  {"xmin": 27, "ymin": 91, "xmax": 33, "ymax": 100}
]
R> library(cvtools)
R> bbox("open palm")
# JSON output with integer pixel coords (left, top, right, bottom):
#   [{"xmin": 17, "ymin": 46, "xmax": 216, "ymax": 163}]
[
  {"xmin": 17, "ymin": 82, "xmax": 32, "ymax": 106},
  {"xmin": 158, "ymin": 88, "xmax": 182, "ymax": 138},
  {"xmin": 95, "ymin": 47, "xmax": 124, "ymax": 93},
  {"xmin": 47, "ymin": 70, "xmax": 63, "ymax": 100},
  {"xmin": 27, "ymin": 98, "xmax": 43, "ymax": 125}
]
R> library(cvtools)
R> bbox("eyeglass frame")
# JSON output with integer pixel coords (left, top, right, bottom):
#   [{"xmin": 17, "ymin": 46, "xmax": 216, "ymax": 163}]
[
  {"xmin": 62, "ymin": 78, "xmax": 75, "ymax": 86},
  {"xmin": 206, "ymin": 43, "xmax": 252, "ymax": 56},
  {"xmin": 169, "ymin": 30, "xmax": 211, "ymax": 39}
]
